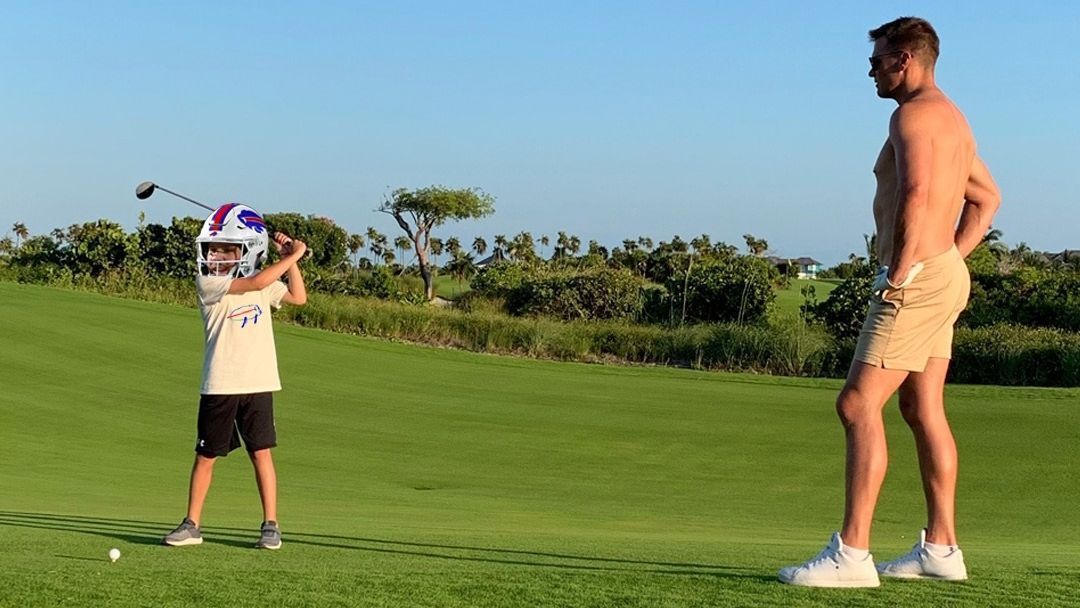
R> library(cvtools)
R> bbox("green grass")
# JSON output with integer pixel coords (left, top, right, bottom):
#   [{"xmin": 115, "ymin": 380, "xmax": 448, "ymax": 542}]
[
  {"xmin": 772, "ymin": 279, "xmax": 839, "ymax": 320},
  {"xmin": 434, "ymin": 273, "xmax": 472, "ymax": 299},
  {"xmin": 0, "ymin": 282, "xmax": 1077, "ymax": 607}
]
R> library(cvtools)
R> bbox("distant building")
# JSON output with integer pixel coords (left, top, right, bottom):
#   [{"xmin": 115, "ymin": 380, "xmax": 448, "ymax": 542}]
[
  {"xmin": 474, "ymin": 248, "xmax": 508, "ymax": 269},
  {"xmin": 767, "ymin": 256, "xmax": 823, "ymax": 279},
  {"xmin": 1047, "ymin": 249, "xmax": 1080, "ymax": 264}
]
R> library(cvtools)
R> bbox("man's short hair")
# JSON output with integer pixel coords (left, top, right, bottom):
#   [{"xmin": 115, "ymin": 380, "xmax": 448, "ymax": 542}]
[{"xmin": 869, "ymin": 17, "xmax": 940, "ymax": 67}]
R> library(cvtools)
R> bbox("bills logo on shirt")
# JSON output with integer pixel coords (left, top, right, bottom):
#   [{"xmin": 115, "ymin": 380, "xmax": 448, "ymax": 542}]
[{"xmin": 227, "ymin": 304, "xmax": 263, "ymax": 328}]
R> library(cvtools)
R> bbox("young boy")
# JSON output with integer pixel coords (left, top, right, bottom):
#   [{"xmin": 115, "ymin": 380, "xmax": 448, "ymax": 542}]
[{"xmin": 163, "ymin": 203, "xmax": 307, "ymax": 550}]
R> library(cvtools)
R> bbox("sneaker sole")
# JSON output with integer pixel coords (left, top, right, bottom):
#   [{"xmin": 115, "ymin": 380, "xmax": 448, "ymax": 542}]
[
  {"xmin": 256, "ymin": 542, "xmax": 282, "ymax": 550},
  {"xmin": 879, "ymin": 571, "xmax": 967, "ymax": 581},
  {"xmin": 778, "ymin": 573, "xmax": 880, "ymax": 588},
  {"xmin": 779, "ymin": 578, "xmax": 881, "ymax": 588},
  {"xmin": 163, "ymin": 537, "xmax": 203, "ymax": 547}
]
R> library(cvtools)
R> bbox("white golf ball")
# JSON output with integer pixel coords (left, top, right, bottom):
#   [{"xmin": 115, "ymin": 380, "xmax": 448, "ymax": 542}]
[{"xmin": 108, "ymin": 548, "xmax": 121, "ymax": 562}]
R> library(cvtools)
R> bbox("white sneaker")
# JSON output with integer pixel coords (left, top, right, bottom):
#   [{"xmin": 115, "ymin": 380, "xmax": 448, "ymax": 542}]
[
  {"xmin": 877, "ymin": 529, "xmax": 968, "ymax": 581},
  {"xmin": 778, "ymin": 532, "xmax": 880, "ymax": 587}
]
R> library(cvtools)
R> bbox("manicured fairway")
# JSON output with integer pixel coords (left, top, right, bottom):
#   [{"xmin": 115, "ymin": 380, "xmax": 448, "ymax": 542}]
[
  {"xmin": 771, "ymin": 278, "xmax": 839, "ymax": 320},
  {"xmin": 1, "ymin": 283, "xmax": 1077, "ymax": 607}
]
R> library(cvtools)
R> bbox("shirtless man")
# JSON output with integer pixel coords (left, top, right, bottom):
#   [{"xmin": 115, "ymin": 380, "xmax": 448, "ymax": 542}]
[{"xmin": 779, "ymin": 17, "xmax": 1001, "ymax": 587}]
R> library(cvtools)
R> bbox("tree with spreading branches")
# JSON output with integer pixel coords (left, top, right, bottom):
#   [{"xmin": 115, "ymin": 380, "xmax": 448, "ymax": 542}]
[{"xmin": 378, "ymin": 186, "xmax": 495, "ymax": 300}]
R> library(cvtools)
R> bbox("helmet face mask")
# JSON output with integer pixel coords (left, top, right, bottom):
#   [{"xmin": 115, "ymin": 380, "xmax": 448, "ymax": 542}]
[{"xmin": 195, "ymin": 204, "xmax": 269, "ymax": 278}]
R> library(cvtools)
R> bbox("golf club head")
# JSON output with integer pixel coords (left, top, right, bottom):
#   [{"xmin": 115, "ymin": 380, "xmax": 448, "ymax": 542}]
[{"xmin": 135, "ymin": 181, "xmax": 157, "ymax": 200}]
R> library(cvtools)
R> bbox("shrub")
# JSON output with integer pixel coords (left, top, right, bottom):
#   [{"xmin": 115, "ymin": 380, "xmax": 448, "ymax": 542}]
[
  {"xmin": 805, "ymin": 267, "xmax": 873, "ymax": 339},
  {"xmin": 508, "ymin": 268, "xmax": 645, "ymax": 321},
  {"xmin": 470, "ymin": 262, "xmax": 529, "ymax": 298},
  {"xmin": 951, "ymin": 325, "xmax": 1080, "ymax": 386},
  {"xmin": 666, "ymin": 256, "xmax": 777, "ymax": 324},
  {"xmin": 963, "ymin": 267, "xmax": 1080, "ymax": 331}
]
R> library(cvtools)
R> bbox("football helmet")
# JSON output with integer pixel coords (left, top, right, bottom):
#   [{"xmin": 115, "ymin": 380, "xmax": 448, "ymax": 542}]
[{"xmin": 195, "ymin": 203, "xmax": 269, "ymax": 277}]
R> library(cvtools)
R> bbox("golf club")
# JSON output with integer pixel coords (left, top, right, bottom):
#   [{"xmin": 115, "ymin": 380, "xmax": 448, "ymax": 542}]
[
  {"xmin": 135, "ymin": 181, "xmax": 215, "ymax": 212},
  {"xmin": 135, "ymin": 180, "xmax": 309, "ymax": 258}
]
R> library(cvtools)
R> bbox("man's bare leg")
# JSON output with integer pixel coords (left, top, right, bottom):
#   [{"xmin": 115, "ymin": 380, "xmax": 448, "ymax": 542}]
[
  {"xmin": 898, "ymin": 357, "xmax": 958, "ymax": 545},
  {"xmin": 249, "ymin": 448, "xmax": 277, "ymax": 524},
  {"xmin": 187, "ymin": 454, "xmax": 216, "ymax": 526},
  {"xmin": 837, "ymin": 361, "xmax": 909, "ymax": 549}
]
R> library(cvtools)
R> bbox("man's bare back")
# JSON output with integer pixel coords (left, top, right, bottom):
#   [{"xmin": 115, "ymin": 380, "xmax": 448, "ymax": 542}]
[{"xmin": 873, "ymin": 91, "xmax": 975, "ymax": 268}]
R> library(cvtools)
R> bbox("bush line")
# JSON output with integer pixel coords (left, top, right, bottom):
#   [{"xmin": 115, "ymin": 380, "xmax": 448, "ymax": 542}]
[{"xmin": 8, "ymin": 271, "xmax": 1079, "ymax": 387}]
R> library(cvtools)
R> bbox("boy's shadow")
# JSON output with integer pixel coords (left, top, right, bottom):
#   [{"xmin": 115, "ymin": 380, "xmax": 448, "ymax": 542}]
[{"xmin": 0, "ymin": 510, "xmax": 773, "ymax": 580}]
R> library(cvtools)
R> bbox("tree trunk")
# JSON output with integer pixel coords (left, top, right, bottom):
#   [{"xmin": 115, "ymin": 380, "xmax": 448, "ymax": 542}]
[{"xmin": 414, "ymin": 233, "xmax": 434, "ymax": 301}]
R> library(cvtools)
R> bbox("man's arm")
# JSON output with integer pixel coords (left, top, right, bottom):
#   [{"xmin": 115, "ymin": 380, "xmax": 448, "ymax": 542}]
[
  {"xmin": 954, "ymin": 155, "xmax": 1002, "ymax": 258},
  {"xmin": 888, "ymin": 103, "xmax": 934, "ymax": 285},
  {"xmin": 228, "ymin": 236, "xmax": 307, "ymax": 294}
]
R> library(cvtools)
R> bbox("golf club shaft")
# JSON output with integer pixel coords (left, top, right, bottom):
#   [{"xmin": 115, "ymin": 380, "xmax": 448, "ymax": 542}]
[{"xmin": 156, "ymin": 185, "xmax": 215, "ymax": 212}]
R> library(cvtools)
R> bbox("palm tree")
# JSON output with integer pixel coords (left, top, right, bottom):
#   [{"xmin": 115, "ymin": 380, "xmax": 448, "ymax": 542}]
[
  {"xmin": 742, "ymin": 233, "xmax": 767, "ymax": 257},
  {"xmin": 366, "ymin": 227, "xmax": 385, "ymax": 264},
  {"xmin": 539, "ymin": 234, "xmax": 550, "ymax": 258},
  {"xmin": 347, "ymin": 233, "xmax": 365, "ymax": 268},
  {"xmin": 472, "ymin": 236, "xmax": 488, "ymax": 257},
  {"xmin": 511, "ymin": 231, "xmax": 536, "ymax": 262},
  {"xmin": 982, "ymin": 227, "xmax": 1008, "ymax": 259},
  {"xmin": 587, "ymin": 240, "xmax": 609, "ymax": 260},
  {"xmin": 691, "ymin": 234, "xmax": 712, "ymax": 255},
  {"xmin": 555, "ymin": 231, "xmax": 570, "ymax": 260},
  {"xmin": 393, "ymin": 235, "xmax": 413, "ymax": 269},
  {"xmin": 637, "ymin": 236, "xmax": 653, "ymax": 252},
  {"xmin": 493, "ymin": 234, "xmax": 508, "ymax": 256},
  {"xmin": 12, "ymin": 222, "xmax": 28, "ymax": 249},
  {"xmin": 429, "ymin": 237, "xmax": 444, "ymax": 269},
  {"xmin": 445, "ymin": 236, "xmax": 461, "ymax": 256},
  {"xmin": 445, "ymin": 250, "xmax": 477, "ymax": 290},
  {"xmin": 568, "ymin": 235, "xmax": 581, "ymax": 257}
]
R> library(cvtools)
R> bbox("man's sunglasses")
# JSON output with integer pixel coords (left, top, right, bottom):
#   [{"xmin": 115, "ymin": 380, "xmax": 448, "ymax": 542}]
[{"xmin": 868, "ymin": 50, "xmax": 906, "ymax": 71}]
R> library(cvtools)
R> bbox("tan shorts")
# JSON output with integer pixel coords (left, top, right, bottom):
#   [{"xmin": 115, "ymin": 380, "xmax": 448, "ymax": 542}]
[{"xmin": 853, "ymin": 246, "xmax": 971, "ymax": 372}]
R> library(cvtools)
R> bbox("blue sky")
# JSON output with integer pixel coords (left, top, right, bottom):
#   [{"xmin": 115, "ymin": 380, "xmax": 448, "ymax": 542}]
[{"xmin": 2, "ymin": 1, "xmax": 1077, "ymax": 265}]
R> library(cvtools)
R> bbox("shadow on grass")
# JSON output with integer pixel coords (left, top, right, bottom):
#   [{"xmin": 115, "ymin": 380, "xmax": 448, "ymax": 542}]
[{"xmin": 0, "ymin": 511, "xmax": 772, "ymax": 581}]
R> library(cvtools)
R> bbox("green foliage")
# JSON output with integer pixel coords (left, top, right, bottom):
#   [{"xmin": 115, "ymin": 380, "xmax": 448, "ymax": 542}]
[
  {"xmin": 805, "ymin": 264, "xmax": 874, "ymax": 339},
  {"xmin": 507, "ymin": 268, "xmax": 645, "ymax": 321},
  {"xmin": 470, "ymin": 262, "xmax": 529, "ymax": 298},
  {"xmin": 303, "ymin": 265, "xmax": 402, "ymax": 299},
  {"xmin": 820, "ymin": 257, "xmax": 870, "ymax": 280},
  {"xmin": 61, "ymin": 219, "xmax": 132, "ymax": 276},
  {"xmin": 963, "ymin": 267, "xmax": 1080, "ymax": 331},
  {"xmin": 380, "ymin": 186, "xmax": 495, "ymax": 225},
  {"xmin": 132, "ymin": 216, "xmax": 201, "ymax": 278},
  {"xmin": 666, "ymin": 256, "xmax": 777, "ymax": 324},
  {"xmin": 951, "ymin": 325, "xmax": 1080, "ymax": 386},
  {"xmin": 964, "ymin": 242, "xmax": 999, "ymax": 276},
  {"xmin": 264, "ymin": 212, "xmax": 349, "ymax": 270}
]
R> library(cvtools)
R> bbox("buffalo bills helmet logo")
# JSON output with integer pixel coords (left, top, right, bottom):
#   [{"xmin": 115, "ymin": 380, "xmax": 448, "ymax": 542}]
[{"xmin": 238, "ymin": 209, "xmax": 266, "ymax": 233}]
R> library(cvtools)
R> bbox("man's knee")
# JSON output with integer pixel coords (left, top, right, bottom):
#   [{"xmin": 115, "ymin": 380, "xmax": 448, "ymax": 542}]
[
  {"xmin": 898, "ymin": 395, "xmax": 922, "ymax": 428},
  {"xmin": 836, "ymin": 388, "xmax": 876, "ymax": 427}
]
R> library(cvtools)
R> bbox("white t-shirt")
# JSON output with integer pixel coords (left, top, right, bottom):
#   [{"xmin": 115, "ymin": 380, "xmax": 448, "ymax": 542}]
[{"xmin": 196, "ymin": 276, "xmax": 290, "ymax": 395}]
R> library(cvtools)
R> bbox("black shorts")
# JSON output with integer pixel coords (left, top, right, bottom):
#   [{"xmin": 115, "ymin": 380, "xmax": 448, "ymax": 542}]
[{"xmin": 196, "ymin": 392, "xmax": 277, "ymax": 457}]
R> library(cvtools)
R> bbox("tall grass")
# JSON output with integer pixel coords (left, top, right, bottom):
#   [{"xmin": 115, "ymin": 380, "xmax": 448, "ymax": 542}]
[{"xmin": 7, "ymin": 270, "xmax": 1079, "ymax": 385}]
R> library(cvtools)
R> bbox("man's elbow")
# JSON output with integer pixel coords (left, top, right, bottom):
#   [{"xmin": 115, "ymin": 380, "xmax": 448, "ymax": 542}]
[{"xmin": 972, "ymin": 188, "xmax": 1002, "ymax": 214}]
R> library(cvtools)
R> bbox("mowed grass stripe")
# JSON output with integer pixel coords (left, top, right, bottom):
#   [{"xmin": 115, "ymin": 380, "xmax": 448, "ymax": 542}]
[{"xmin": 0, "ymin": 282, "xmax": 1077, "ymax": 607}]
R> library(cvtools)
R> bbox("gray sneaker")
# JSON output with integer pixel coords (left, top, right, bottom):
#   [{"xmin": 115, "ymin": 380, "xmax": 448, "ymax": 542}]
[
  {"xmin": 255, "ymin": 521, "xmax": 282, "ymax": 550},
  {"xmin": 163, "ymin": 518, "xmax": 203, "ymax": 546}
]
